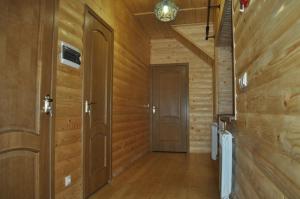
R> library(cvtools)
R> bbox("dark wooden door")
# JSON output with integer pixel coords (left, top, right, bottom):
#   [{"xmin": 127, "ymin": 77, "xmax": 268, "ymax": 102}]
[
  {"xmin": 0, "ymin": 0, "xmax": 56, "ymax": 198},
  {"xmin": 83, "ymin": 8, "xmax": 113, "ymax": 198},
  {"xmin": 152, "ymin": 64, "xmax": 188, "ymax": 152}
]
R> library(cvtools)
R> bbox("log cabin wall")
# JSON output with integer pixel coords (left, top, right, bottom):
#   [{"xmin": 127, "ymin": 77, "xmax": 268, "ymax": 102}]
[
  {"xmin": 55, "ymin": 0, "xmax": 150, "ymax": 198},
  {"xmin": 232, "ymin": 0, "xmax": 300, "ymax": 198},
  {"xmin": 151, "ymin": 39, "xmax": 213, "ymax": 153}
]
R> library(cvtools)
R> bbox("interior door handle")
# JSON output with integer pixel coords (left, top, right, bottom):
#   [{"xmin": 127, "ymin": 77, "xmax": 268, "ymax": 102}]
[
  {"xmin": 152, "ymin": 106, "xmax": 159, "ymax": 114},
  {"xmin": 85, "ymin": 100, "xmax": 90, "ymax": 113},
  {"xmin": 43, "ymin": 95, "xmax": 53, "ymax": 116},
  {"xmin": 85, "ymin": 100, "xmax": 96, "ymax": 114}
]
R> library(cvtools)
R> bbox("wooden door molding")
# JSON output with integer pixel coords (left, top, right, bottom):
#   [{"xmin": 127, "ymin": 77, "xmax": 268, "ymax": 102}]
[
  {"xmin": 0, "ymin": 0, "xmax": 57, "ymax": 198},
  {"xmin": 150, "ymin": 63, "xmax": 189, "ymax": 152},
  {"xmin": 50, "ymin": 0, "xmax": 59, "ymax": 198},
  {"xmin": 82, "ymin": 6, "xmax": 113, "ymax": 199}
]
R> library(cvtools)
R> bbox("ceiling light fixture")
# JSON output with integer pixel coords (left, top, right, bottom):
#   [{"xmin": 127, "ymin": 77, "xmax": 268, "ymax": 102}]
[{"xmin": 154, "ymin": 0, "xmax": 179, "ymax": 22}]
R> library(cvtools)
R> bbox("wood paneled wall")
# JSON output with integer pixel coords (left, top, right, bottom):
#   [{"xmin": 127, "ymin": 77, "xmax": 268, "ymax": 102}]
[
  {"xmin": 232, "ymin": 0, "xmax": 300, "ymax": 198},
  {"xmin": 215, "ymin": 46, "xmax": 233, "ymax": 115},
  {"xmin": 55, "ymin": 0, "xmax": 150, "ymax": 198},
  {"xmin": 111, "ymin": 2, "xmax": 150, "ymax": 177},
  {"xmin": 151, "ymin": 39, "xmax": 213, "ymax": 153}
]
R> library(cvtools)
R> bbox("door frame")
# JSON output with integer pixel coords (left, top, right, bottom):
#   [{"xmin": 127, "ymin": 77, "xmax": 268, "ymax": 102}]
[
  {"xmin": 150, "ymin": 63, "xmax": 190, "ymax": 153},
  {"xmin": 50, "ymin": 0, "xmax": 59, "ymax": 198},
  {"xmin": 82, "ymin": 6, "xmax": 114, "ymax": 198}
]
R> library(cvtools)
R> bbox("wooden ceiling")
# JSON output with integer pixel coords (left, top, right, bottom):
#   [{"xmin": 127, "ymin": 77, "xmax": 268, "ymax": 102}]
[
  {"xmin": 173, "ymin": 24, "xmax": 214, "ymax": 58},
  {"xmin": 124, "ymin": 0, "xmax": 213, "ymax": 13},
  {"xmin": 123, "ymin": 0, "xmax": 217, "ymax": 39}
]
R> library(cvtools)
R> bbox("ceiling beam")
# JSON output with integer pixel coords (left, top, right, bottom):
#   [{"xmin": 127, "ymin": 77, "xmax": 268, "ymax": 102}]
[{"xmin": 170, "ymin": 27, "xmax": 214, "ymax": 66}]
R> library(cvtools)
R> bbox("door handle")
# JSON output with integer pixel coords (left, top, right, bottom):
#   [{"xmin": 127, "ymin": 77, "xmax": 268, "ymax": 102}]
[
  {"xmin": 42, "ymin": 95, "xmax": 53, "ymax": 116},
  {"xmin": 85, "ymin": 100, "xmax": 96, "ymax": 114},
  {"xmin": 85, "ymin": 100, "xmax": 90, "ymax": 113},
  {"xmin": 152, "ymin": 105, "xmax": 159, "ymax": 114}
]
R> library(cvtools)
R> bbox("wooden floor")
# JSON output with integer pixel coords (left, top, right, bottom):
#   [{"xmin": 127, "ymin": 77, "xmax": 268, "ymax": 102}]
[{"xmin": 91, "ymin": 153, "xmax": 219, "ymax": 199}]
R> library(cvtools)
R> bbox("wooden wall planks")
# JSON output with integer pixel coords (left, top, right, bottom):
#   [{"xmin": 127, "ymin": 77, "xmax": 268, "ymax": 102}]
[
  {"xmin": 151, "ymin": 39, "xmax": 213, "ymax": 153},
  {"xmin": 55, "ymin": 0, "xmax": 150, "ymax": 198},
  {"xmin": 55, "ymin": 1, "xmax": 84, "ymax": 198},
  {"xmin": 232, "ymin": 0, "xmax": 300, "ymax": 198}
]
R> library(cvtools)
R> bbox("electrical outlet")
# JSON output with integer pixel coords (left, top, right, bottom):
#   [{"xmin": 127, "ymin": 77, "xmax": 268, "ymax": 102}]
[{"xmin": 65, "ymin": 175, "xmax": 72, "ymax": 187}]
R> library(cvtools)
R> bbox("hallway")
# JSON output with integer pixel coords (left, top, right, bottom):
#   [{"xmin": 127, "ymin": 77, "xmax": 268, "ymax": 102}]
[
  {"xmin": 2, "ymin": 0, "xmax": 300, "ymax": 198},
  {"xmin": 91, "ymin": 153, "xmax": 219, "ymax": 199}
]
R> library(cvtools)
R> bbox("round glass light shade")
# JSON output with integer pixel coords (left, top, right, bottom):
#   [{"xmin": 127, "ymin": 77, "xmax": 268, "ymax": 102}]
[{"xmin": 154, "ymin": 0, "xmax": 179, "ymax": 22}]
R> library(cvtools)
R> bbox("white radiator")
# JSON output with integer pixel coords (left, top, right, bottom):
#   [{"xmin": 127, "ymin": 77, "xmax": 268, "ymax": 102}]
[
  {"xmin": 219, "ymin": 130, "xmax": 233, "ymax": 199},
  {"xmin": 211, "ymin": 123, "xmax": 218, "ymax": 160}
]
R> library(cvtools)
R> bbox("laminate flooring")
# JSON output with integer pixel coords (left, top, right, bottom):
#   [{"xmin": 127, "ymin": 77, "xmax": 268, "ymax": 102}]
[{"xmin": 91, "ymin": 153, "xmax": 219, "ymax": 199}]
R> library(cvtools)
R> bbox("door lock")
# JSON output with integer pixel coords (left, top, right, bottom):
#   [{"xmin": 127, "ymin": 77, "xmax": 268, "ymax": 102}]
[{"xmin": 43, "ymin": 95, "xmax": 53, "ymax": 116}]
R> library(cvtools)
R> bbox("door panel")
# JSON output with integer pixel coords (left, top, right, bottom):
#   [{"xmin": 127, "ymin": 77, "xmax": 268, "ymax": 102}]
[
  {"xmin": 84, "ymin": 8, "xmax": 113, "ymax": 198},
  {"xmin": 0, "ymin": 0, "xmax": 56, "ymax": 198},
  {"xmin": 152, "ymin": 65, "xmax": 188, "ymax": 152},
  {"xmin": 0, "ymin": 151, "xmax": 38, "ymax": 199},
  {"xmin": 91, "ymin": 31, "xmax": 108, "ymax": 126},
  {"xmin": 0, "ymin": 0, "xmax": 41, "ymax": 132}
]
